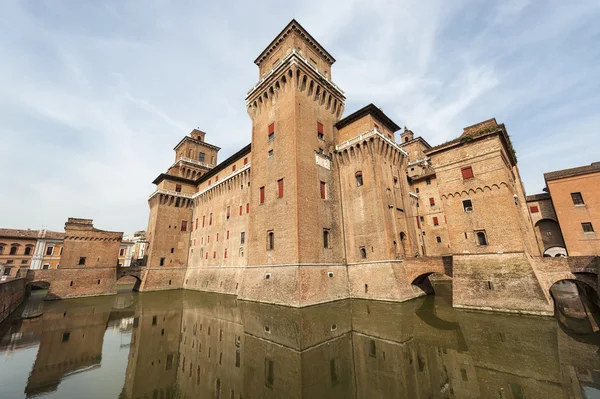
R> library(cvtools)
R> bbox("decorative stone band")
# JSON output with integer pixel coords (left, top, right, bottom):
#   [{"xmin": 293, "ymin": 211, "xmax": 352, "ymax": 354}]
[
  {"xmin": 336, "ymin": 128, "xmax": 409, "ymax": 156},
  {"xmin": 172, "ymin": 157, "xmax": 215, "ymax": 169},
  {"xmin": 148, "ymin": 188, "xmax": 194, "ymax": 201},
  {"xmin": 192, "ymin": 163, "xmax": 251, "ymax": 199},
  {"xmin": 408, "ymin": 157, "xmax": 430, "ymax": 166},
  {"xmin": 245, "ymin": 48, "xmax": 344, "ymax": 105}
]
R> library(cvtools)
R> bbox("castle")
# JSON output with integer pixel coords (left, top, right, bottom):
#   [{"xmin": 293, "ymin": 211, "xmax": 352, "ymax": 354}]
[{"xmin": 137, "ymin": 20, "xmax": 597, "ymax": 313}]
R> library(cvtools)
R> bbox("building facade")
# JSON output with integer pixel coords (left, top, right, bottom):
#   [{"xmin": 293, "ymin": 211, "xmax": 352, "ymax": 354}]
[{"xmin": 140, "ymin": 20, "xmax": 572, "ymax": 313}]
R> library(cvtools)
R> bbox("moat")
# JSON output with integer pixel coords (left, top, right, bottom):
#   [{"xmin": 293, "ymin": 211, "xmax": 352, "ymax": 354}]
[{"xmin": 1, "ymin": 282, "xmax": 599, "ymax": 399}]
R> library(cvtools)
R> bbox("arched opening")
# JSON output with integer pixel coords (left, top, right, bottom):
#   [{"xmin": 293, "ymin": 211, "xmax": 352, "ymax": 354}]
[
  {"xmin": 411, "ymin": 270, "xmax": 453, "ymax": 299},
  {"xmin": 412, "ymin": 272, "xmax": 436, "ymax": 295},
  {"xmin": 550, "ymin": 279, "xmax": 600, "ymax": 335},
  {"xmin": 535, "ymin": 219, "xmax": 565, "ymax": 253},
  {"xmin": 544, "ymin": 246, "xmax": 567, "ymax": 257},
  {"xmin": 116, "ymin": 275, "xmax": 142, "ymax": 293}
]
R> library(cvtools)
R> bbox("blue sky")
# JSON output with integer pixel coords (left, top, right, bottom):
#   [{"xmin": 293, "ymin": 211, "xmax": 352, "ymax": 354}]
[{"xmin": 1, "ymin": 0, "xmax": 599, "ymax": 234}]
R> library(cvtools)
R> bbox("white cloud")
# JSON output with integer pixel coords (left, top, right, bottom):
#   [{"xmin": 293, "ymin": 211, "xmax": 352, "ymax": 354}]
[{"xmin": 0, "ymin": 0, "xmax": 598, "ymax": 233}]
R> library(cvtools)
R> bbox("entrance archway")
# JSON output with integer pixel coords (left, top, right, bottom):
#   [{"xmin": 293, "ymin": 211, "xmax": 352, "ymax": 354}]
[{"xmin": 535, "ymin": 219, "xmax": 565, "ymax": 253}]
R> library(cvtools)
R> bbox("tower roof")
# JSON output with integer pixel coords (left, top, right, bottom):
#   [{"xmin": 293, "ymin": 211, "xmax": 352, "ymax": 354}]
[
  {"xmin": 254, "ymin": 19, "xmax": 336, "ymax": 66},
  {"xmin": 335, "ymin": 103, "xmax": 401, "ymax": 132}
]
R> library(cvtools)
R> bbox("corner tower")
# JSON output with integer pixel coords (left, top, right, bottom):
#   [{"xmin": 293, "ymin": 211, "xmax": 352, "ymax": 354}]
[{"xmin": 242, "ymin": 20, "xmax": 347, "ymax": 305}]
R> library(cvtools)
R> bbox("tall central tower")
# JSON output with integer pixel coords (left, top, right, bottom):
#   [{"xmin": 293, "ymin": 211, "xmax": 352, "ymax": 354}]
[{"xmin": 242, "ymin": 20, "xmax": 347, "ymax": 305}]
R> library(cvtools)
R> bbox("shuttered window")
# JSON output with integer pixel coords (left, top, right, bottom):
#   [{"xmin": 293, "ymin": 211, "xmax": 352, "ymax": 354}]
[
  {"xmin": 461, "ymin": 166, "xmax": 474, "ymax": 179},
  {"xmin": 277, "ymin": 179, "xmax": 284, "ymax": 198}
]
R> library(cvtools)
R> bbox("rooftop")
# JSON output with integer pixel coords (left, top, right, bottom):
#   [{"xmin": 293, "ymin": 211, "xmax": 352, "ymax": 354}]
[
  {"xmin": 526, "ymin": 193, "xmax": 551, "ymax": 202},
  {"xmin": 0, "ymin": 228, "xmax": 64, "ymax": 240},
  {"xmin": 335, "ymin": 103, "xmax": 401, "ymax": 132},
  {"xmin": 544, "ymin": 162, "xmax": 600, "ymax": 182},
  {"xmin": 254, "ymin": 19, "xmax": 335, "ymax": 67}
]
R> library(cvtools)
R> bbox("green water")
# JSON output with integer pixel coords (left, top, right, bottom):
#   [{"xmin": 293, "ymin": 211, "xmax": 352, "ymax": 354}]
[{"xmin": 1, "ymin": 282, "xmax": 599, "ymax": 399}]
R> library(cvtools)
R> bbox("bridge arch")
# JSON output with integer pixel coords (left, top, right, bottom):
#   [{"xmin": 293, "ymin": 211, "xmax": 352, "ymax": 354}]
[
  {"xmin": 547, "ymin": 272, "xmax": 600, "ymax": 300},
  {"xmin": 116, "ymin": 275, "xmax": 142, "ymax": 291},
  {"xmin": 549, "ymin": 277, "xmax": 600, "ymax": 334}
]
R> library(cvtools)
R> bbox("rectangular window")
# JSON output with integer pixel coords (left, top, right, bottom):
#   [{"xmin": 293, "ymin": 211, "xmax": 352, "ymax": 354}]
[
  {"xmin": 268, "ymin": 149, "xmax": 274, "ymax": 158},
  {"xmin": 175, "ymin": 184, "xmax": 182, "ymax": 192},
  {"xmin": 425, "ymin": 178, "xmax": 431, "ymax": 185},
  {"xmin": 226, "ymin": 231, "xmax": 230, "ymax": 240},
  {"xmin": 199, "ymin": 152, "xmax": 205, "ymax": 162},
  {"xmin": 433, "ymin": 217, "xmax": 439, "ymax": 226},
  {"xmin": 78, "ymin": 257, "xmax": 86, "ymax": 265},
  {"xmin": 571, "ymin": 192, "xmax": 585, "ymax": 205},
  {"xmin": 277, "ymin": 179, "xmax": 284, "ymax": 198},
  {"xmin": 195, "ymin": 218, "xmax": 198, "ymax": 229},
  {"xmin": 181, "ymin": 221, "xmax": 187, "ymax": 232},
  {"xmin": 323, "ymin": 229, "xmax": 330, "ymax": 248},
  {"xmin": 226, "ymin": 206, "xmax": 231, "ymax": 219},
  {"xmin": 119, "ymin": 248, "xmax": 125, "ymax": 256},
  {"xmin": 244, "ymin": 157, "xmax": 248, "ymax": 165},
  {"xmin": 160, "ymin": 257, "xmax": 165, "ymax": 266},
  {"xmin": 355, "ymin": 171, "xmax": 363, "ymax": 187},
  {"xmin": 209, "ymin": 213, "xmax": 213, "ymax": 225},
  {"xmin": 265, "ymin": 358, "xmax": 274, "ymax": 388},
  {"xmin": 317, "ymin": 122, "xmax": 324, "ymax": 140},
  {"xmin": 213, "ymin": 251, "xmax": 216, "ymax": 259},
  {"xmin": 461, "ymin": 166, "xmax": 474, "ymax": 179},
  {"xmin": 582, "ymin": 222, "xmax": 594, "ymax": 233},
  {"xmin": 260, "ymin": 187, "xmax": 265, "ymax": 204},
  {"xmin": 241, "ymin": 232, "xmax": 246, "ymax": 245},
  {"xmin": 429, "ymin": 197, "xmax": 435, "ymax": 206},
  {"xmin": 267, "ymin": 231, "xmax": 274, "ymax": 250},
  {"xmin": 320, "ymin": 181, "xmax": 327, "ymax": 199},
  {"xmin": 202, "ymin": 215, "xmax": 205, "ymax": 227},
  {"xmin": 268, "ymin": 123, "xmax": 275, "ymax": 141},
  {"xmin": 463, "ymin": 199, "xmax": 473, "ymax": 212},
  {"xmin": 46, "ymin": 246, "xmax": 54, "ymax": 256},
  {"xmin": 529, "ymin": 206, "xmax": 539, "ymax": 213},
  {"xmin": 232, "ymin": 165, "xmax": 236, "ymax": 172},
  {"xmin": 239, "ymin": 205, "xmax": 243, "ymax": 215},
  {"xmin": 436, "ymin": 236, "xmax": 442, "ymax": 243},
  {"xmin": 393, "ymin": 176, "xmax": 399, "ymax": 188},
  {"xmin": 246, "ymin": 203, "xmax": 250, "ymax": 213}
]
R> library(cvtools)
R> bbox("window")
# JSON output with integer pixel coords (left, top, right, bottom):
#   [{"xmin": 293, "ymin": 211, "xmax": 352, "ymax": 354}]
[
  {"xmin": 476, "ymin": 231, "xmax": 488, "ymax": 246},
  {"xmin": 160, "ymin": 257, "xmax": 165, "ymax": 266},
  {"xmin": 355, "ymin": 171, "xmax": 363, "ymax": 187},
  {"xmin": 195, "ymin": 218, "xmax": 198, "ymax": 229},
  {"xmin": 267, "ymin": 231, "xmax": 274, "ymax": 250},
  {"xmin": 3, "ymin": 268, "xmax": 11, "ymax": 276},
  {"xmin": 429, "ymin": 197, "xmax": 435, "ymax": 206},
  {"xmin": 268, "ymin": 149, "xmax": 274, "ymax": 158},
  {"xmin": 260, "ymin": 187, "xmax": 265, "ymax": 204},
  {"xmin": 175, "ymin": 184, "xmax": 182, "ymax": 192},
  {"xmin": 241, "ymin": 232, "xmax": 246, "ymax": 245},
  {"xmin": 24, "ymin": 246, "xmax": 32, "ymax": 256},
  {"xmin": 224, "ymin": 249, "xmax": 227, "ymax": 259},
  {"xmin": 202, "ymin": 215, "xmax": 206, "ymax": 227},
  {"xmin": 181, "ymin": 221, "xmax": 187, "ymax": 232},
  {"xmin": 393, "ymin": 176, "xmax": 399, "ymax": 188},
  {"xmin": 239, "ymin": 205, "xmax": 243, "ymax": 216},
  {"xmin": 21, "ymin": 260, "xmax": 27, "ymax": 264},
  {"xmin": 42, "ymin": 264, "xmax": 50, "ymax": 269},
  {"xmin": 317, "ymin": 122, "xmax": 324, "ymax": 140},
  {"xmin": 582, "ymin": 222, "xmax": 594, "ymax": 233},
  {"xmin": 232, "ymin": 164, "xmax": 236, "ymax": 172},
  {"xmin": 330, "ymin": 359, "xmax": 339, "ymax": 385},
  {"xmin": 461, "ymin": 166, "xmax": 474, "ymax": 179},
  {"xmin": 436, "ymin": 236, "xmax": 442, "ymax": 243},
  {"xmin": 226, "ymin": 206, "xmax": 231, "ymax": 219},
  {"xmin": 119, "ymin": 248, "xmax": 125, "ymax": 256},
  {"xmin": 78, "ymin": 257, "xmax": 86, "ymax": 265},
  {"xmin": 246, "ymin": 203, "xmax": 250, "ymax": 213},
  {"xmin": 268, "ymin": 123, "xmax": 275, "ymax": 141},
  {"xmin": 209, "ymin": 213, "xmax": 213, "ymax": 225},
  {"xmin": 45, "ymin": 246, "xmax": 54, "ymax": 256},
  {"xmin": 571, "ymin": 192, "xmax": 585, "ymax": 205},
  {"xmin": 425, "ymin": 178, "xmax": 431, "ymax": 185},
  {"xmin": 405, "ymin": 136, "xmax": 409, "ymax": 143},
  {"xmin": 171, "ymin": 248, "xmax": 174, "ymax": 253},
  {"xmin": 265, "ymin": 358, "xmax": 274, "ymax": 388},
  {"xmin": 277, "ymin": 179, "xmax": 284, "ymax": 198},
  {"xmin": 244, "ymin": 157, "xmax": 248, "ymax": 165},
  {"xmin": 416, "ymin": 188, "xmax": 419, "ymax": 193},
  {"xmin": 463, "ymin": 199, "xmax": 473, "ymax": 212},
  {"xmin": 199, "ymin": 152, "xmax": 205, "ymax": 162},
  {"xmin": 213, "ymin": 251, "xmax": 216, "ymax": 259},
  {"xmin": 529, "ymin": 206, "xmax": 539, "ymax": 213},
  {"xmin": 62, "ymin": 332, "xmax": 70, "ymax": 342},
  {"xmin": 226, "ymin": 231, "xmax": 230, "ymax": 240},
  {"xmin": 320, "ymin": 181, "xmax": 327, "ymax": 199},
  {"xmin": 323, "ymin": 229, "xmax": 330, "ymax": 248},
  {"xmin": 6, "ymin": 260, "xmax": 13, "ymax": 264},
  {"xmin": 433, "ymin": 217, "xmax": 439, "ymax": 226},
  {"xmin": 0, "ymin": 246, "xmax": 3, "ymax": 255},
  {"xmin": 10, "ymin": 246, "xmax": 17, "ymax": 255},
  {"xmin": 360, "ymin": 247, "xmax": 367, "ymax": 259},
  {"xmin": 369, "ymin": 340, "xmax": 376, "ymax": 357}
]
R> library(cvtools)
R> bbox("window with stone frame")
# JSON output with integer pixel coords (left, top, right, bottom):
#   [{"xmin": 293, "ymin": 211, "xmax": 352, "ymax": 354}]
[
  {"xmin": 582, "ymin": 222, "xmax": 594, "ymax": 233},
  {"xmin": 267, "ymin": 231, "xmax": 274, "ymax": 250},
  {"xmin": 475, "ymin": 231, "xmax": 488, "ymax": 246}
]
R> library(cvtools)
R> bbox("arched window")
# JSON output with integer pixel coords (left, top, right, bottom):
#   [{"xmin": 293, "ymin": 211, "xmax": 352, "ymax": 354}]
[
  {"xmin": 10, "ymin": 246, "xmax": 18, "ymax": 255},
  {"xmin": 0, "ymin": 245, "xmax": 4, "ymax": 255},
  {"xmin": 24, "ymin": 246, "xmax": 32, "ymax": 256},
  {"xmin": 360, "ymin": 247, "xmax": 367, "ymax": 259},
  {"xmin": 355, "ymin": 171, "xmax": 363, "ymax": 187},
  {"xmin": 267, "ymin": 231, "xmax": 274, "ymax": 250},
  {"xmin": 476, "ymin": 231, "xmax": 488, "ymax": 246},
  {"xmin": 404, "ymin": 136, "xmax": 409, "ymax": 143}
]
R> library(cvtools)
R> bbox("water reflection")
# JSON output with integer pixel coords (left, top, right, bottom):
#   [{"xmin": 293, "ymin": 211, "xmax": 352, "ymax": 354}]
[{"xmin": 0, "ymin": 283, "xmax": 599, "ymax": 398}]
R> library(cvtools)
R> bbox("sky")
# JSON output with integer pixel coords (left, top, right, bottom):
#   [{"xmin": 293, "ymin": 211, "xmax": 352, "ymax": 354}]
[{"xmin": 1, "ymin": 0, "xmax": 599, "ymax": 234}]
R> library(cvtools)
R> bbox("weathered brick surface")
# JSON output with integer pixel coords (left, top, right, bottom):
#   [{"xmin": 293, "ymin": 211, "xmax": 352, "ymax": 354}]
[{"xmin": 0, "ymin": 277, "xmax": 26, "ymax": 323}]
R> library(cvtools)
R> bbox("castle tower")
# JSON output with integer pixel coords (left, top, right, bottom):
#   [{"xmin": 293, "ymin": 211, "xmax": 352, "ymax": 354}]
[
  {"xmin": 142, "ymin": 130, "xmax": 220, "ymax": 291},
  {"xmin": 241, "ymin": 20, "xmax": 347, "ymax": 305}
]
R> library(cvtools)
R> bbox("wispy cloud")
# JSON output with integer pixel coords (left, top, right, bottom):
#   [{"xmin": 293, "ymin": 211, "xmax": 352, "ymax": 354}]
[{"xmin": 0, "ymin": 0, "xmax": 599, "ymax": 233}]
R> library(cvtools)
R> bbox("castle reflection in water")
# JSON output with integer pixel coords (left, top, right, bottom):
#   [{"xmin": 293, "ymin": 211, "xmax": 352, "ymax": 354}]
[{"xmin": 1, "ymin": 284, "xmax": 599, "ymax": 399}]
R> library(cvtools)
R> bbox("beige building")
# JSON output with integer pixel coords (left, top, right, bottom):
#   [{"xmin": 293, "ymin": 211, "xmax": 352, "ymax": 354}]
[{"xmin": 140, "ymin": 20, "xmax": 554, "ymax": 311}]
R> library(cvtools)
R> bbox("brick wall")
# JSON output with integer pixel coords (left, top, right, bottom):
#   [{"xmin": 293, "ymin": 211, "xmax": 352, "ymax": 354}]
[{"xmin": 0, "ymin": 277, "xmax": 26, "ymax": 324}]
